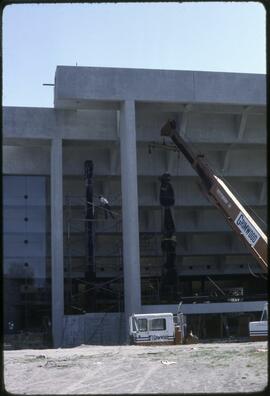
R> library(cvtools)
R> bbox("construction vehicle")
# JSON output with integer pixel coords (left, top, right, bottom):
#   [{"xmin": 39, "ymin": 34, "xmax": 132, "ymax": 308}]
[
  {"xmin": 160, "ymin": 120, "xmax": 268, "ymax": 273},
  {"xmin": 129, "ymin": 120, "xmax": 267, "ymax": 345},
  {"xmin": 249, "ymin": 302, "xmax": 268, "ymax": 341},
  {"xmin": 159, "ymin": 120, "xmax": 268, "ymax": 342},
  {"xmin": 129, "ymin": 303, "xmax": 189, "ymax": 345}
]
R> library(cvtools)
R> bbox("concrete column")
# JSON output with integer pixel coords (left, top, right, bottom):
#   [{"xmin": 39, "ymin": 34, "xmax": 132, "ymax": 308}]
[
  {"xmin": 119, "ymin": 100, "xmax": 141, "ymax": 328},
  {"xmin": 50, "ymin": 138, "xmax": 64, "ymax": 347}
]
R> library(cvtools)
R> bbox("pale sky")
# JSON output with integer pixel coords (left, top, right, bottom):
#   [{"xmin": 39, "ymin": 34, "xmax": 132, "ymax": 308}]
[{"xmin": 3, "ymin": 1, "xmax": 266, "ymax": 108}]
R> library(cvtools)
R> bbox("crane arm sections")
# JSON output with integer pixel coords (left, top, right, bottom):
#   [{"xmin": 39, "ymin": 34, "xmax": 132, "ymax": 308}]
[{"xmin": 160, "ymin": 120, "xmax": 267, "ymax": 273}]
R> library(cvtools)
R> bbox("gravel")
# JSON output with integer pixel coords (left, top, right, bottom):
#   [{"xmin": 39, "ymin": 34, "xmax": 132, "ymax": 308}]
[{"xmin": 4, "ymin": 341, "xmax": 268, "ymax": 394}]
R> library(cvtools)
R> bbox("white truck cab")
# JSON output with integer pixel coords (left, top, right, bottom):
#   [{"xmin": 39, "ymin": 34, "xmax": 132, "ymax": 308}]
[{"xmin": 129, "ymin": 312, "xmax": 186, "ymax": 345}]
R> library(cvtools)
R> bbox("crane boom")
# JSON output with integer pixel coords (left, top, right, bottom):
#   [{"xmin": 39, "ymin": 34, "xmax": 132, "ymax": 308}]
[{"xmin": 160, "ymin": 120, "xmax": 268, "ymax": 273}]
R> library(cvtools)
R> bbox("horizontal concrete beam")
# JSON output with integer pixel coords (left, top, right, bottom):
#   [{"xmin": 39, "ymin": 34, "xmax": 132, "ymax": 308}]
[
  {"xmin": 142, "ymin": 300, "xmax": 267, "ymax": 314},
  {"xmin": 3, "ymin": 107, "xmax": 266, "ymax": 146},
  {"xmin": 54, "ymin": 66, "xmax": 266, "ymax": 108},
  {"xmin": 3, "ymin": 107, "xmax": 117, "ymax": 142},
  {"xmin": 136, "ymin": 109, "xmax": 266, "ymax": 144},
  {"xmin": 4, "ymin": 147, "xmax": 266, "ymax": 179},
  {"xmin": 136, "ymin": 102, "xmax": 265, "ymax": 115}
]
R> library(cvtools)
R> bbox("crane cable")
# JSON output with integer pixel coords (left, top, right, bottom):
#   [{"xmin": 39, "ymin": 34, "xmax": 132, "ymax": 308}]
[{"xmin": 247, "ymin": 262, "xmax": 260, "ymax": 278}]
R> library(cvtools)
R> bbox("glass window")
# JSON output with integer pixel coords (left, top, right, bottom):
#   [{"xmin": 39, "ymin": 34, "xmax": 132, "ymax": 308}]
[
  {"xmin": 137, "ymin": 318, "xmax": 148, "ymax": 332},
  {"xmin": 133, "ymin": 318, "xmax": 148, "ymax": 332},
  {"xmin": 149, "ymin": 318, "xmax": 166, "ymax": 331},
  {"xmin": 3, "ymin": 175, "xmax": 51, "ymax": 341}
]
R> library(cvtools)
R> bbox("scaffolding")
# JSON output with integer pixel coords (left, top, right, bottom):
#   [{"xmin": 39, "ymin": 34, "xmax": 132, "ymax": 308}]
[{"xmin": 64, "ymin": 194, "xmax": 123, "ymax": 314}]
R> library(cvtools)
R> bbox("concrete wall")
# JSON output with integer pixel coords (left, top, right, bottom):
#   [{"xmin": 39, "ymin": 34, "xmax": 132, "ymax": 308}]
[{"xmin": 63, "ymin": 313, "xmax": 126, "ymax": 347}]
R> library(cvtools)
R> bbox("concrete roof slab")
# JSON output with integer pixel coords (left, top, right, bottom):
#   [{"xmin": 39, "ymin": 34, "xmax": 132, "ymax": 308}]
[
  {"xmin": 194, "ymin": 71, "xmax": 266, "ymax": 105},
  {"xmin": 54, "ymin": 66, "xmax": 266, "ymax": 108},
  {"xmin": 54, "ymin": 66, "xmax": 195, "ymax": 107}
]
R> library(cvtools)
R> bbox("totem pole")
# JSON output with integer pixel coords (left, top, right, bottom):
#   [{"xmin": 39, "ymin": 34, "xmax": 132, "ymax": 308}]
[
  {"xmin": 159, "ymin": 172, "xmax": 178, "ymax": 302},
  {"xmin": 84, "ymin": 160, "xmax": 95, "ymax": 282}
]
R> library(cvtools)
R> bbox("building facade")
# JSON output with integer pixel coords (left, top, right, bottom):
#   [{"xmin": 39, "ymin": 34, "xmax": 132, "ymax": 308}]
[{"xmin": 3, "ymin": 67, "xmax": 267, "ymax": 347}]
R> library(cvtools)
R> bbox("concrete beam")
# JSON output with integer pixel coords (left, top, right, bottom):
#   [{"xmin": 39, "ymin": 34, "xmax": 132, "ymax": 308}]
[
  {"xmin": 54, "ymin": 66, "xmax": 266, "ymax": 108},
  {"xmin": 3, "ymin": 107, "xmax": 116, "ymax": 141},
  {"xmin": 221, "ymin": 147, "xmax": 232, "ymax": 173},
  {"xmin": 236, "ymin": 106, "xmax": 252, "ymax": 140},
  {"xmin": 3, "ymin": 146, "xmax": 50, "ymax": 175},
  {"xmin": 4, "ymin": 107, "xmax": 266, "ymax": 146},
  {"xmin": 115, "ymin": 110, "xmax": 120, "ymax": 138},
  {"xmin": 109, "ymin": 144, "xmax": 120, "ymax": 174},
  {"xmin": 179, "ymin": 104, "xmax": 192, "ymax": 137},
  {"xmin": 136, "ymin": 102, "xmax": 265, "ymax": 115},
  {"xmin": 142, "ymin": 301, "xmax": 267, "ymax": 315},
  {"xmin": 260, "ymin": 180, "xmax": 267, "ymax": 204},
  {"xmin": 4, "ymin": 144, "xmax": 266, "ymax": 178}
]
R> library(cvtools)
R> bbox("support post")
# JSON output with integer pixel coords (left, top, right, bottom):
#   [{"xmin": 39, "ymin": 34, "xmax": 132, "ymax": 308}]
[
  {"xmin": 119, "ymin": 100, "xmax": 141, "ymax": 337},
  {"xmin": 50, "ymin": 137, "xmax": 64, "ymax": 348},
  {"xmin": 237, "ymin": 106, "xmax": 251, "ymax": 140}
]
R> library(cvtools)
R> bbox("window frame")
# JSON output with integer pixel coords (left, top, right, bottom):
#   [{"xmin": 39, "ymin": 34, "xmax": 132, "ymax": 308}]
[{"xmin": 149, "ymin": 318, "xmax": 167, "ymax": 331}]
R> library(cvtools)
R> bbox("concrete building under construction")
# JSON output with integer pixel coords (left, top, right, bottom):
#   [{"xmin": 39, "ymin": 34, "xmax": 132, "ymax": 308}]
[{"xmin": 3, "ymin": 66, "xmax": 267, "ymax": 348}]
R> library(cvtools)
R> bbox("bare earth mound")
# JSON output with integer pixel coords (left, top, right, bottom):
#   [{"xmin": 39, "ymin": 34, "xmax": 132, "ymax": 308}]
[{"xmin": 4, "ymin": 341, "xmax": 268, "ymax": 394}]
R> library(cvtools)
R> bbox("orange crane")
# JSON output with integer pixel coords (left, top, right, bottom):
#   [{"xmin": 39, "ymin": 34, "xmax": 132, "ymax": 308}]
[{"xmin": 160, "ymin": 120, "xmax": 268, "ymax": 273}]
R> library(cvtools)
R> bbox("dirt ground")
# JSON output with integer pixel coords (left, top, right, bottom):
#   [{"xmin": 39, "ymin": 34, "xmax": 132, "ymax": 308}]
[{"xmin": 4, "ymin": 341, "xmax": 268, "ymax": 394}]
